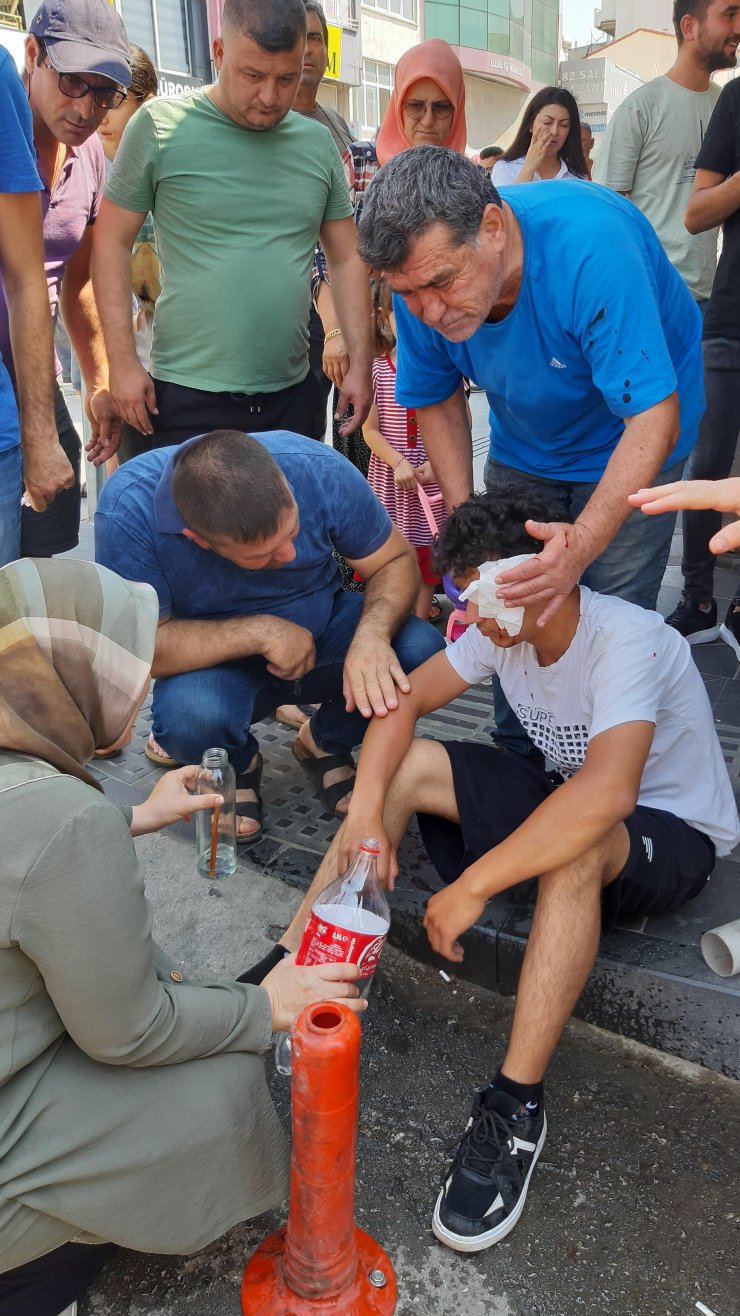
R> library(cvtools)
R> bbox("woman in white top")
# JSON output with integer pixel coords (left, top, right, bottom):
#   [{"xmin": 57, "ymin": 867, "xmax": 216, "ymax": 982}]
[{"xmin": 492, "ymin": 87, "xmax": 589, "ymax": 185}]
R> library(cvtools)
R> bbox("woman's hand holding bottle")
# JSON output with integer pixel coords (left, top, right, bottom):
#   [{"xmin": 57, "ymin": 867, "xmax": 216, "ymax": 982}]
[
  {"xmin": 130, "ymin": 766, "xmax": 223, "ymax": 836},
  {"xmin": 261, "ymin": 955, "xmax": 366, "ymax": 1032}
]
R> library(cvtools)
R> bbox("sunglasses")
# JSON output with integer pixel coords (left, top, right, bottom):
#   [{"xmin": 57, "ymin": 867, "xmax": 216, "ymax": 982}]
[
  {"xmin": 40, "ymin": 57, "xmax": 126, "ymax": 110},
  {"xmin": 403, "ymin": 98, "xmax": 454, "ymax": 121}
]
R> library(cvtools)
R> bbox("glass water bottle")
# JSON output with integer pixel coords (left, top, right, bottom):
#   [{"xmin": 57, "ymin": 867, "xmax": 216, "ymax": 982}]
[{"xmin": 195, "ymin": 748, "xmax": 237, "ymax": 879}]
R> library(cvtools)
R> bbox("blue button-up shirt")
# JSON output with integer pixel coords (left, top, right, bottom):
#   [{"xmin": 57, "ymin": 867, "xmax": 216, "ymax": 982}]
[{"xmin": 95, "ymin": 432, "xmax": 392, "ymax": 638}]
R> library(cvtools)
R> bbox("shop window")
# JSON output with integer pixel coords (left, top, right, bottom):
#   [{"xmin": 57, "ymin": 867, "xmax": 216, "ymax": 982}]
[
  {"xmin": 120, "ymin": 0, "xmax": 193, "ymax": 74},
  {"xmin": 157, "ymin": 0, "xmax": 189, "ymax": 71},
  {"xmin": 531, "ymin": 45, "xmax": 557, "ymax": 82},
  {"xmin": 363, "ymin": 0, "xmax": 417, "ymax": 21},
  {"xmin": 120, "ymin": 0, "xmax": 156, "ymax": 60},
  {"xmin": 350, "ymin": 58, "xmax": 393, "ymax": 138},
  {"xmin": 459, "ymin": 6, "xmax": 487, "ymax": 49},
  {"xmin": 509, "ymin": 18, "xmax": 524, "ymax": 60},
  {"xmin": 487, "ymin": 11, "xmax": 509, "ymax": 53},
  {"xmin": 424, "ymin": 2, "xmax": 460, "ymax": 45}
]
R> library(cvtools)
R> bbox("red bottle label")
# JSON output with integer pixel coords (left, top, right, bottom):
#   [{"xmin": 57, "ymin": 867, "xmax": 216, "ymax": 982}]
[{"xmin": 297, "ymin": 910, "xmax": 388, "ymax": 979}]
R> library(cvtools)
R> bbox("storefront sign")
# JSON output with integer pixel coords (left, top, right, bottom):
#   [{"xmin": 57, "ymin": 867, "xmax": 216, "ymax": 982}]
[
  {"xmin": 157, "ymin": 69, "xmax": 203, "ymax": 96},
  {"xmin": 325, "ymin": 22, "xmax": 342, "ymax": 81},
  {"xmin": 453, "ymin": 45, "xmax": 532, "ymax": 91}
]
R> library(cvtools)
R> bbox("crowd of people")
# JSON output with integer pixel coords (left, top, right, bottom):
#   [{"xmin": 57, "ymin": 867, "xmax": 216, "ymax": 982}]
[{"xmin": 1, "ymin": 0, "xmax": 739, "ymax": 1311}]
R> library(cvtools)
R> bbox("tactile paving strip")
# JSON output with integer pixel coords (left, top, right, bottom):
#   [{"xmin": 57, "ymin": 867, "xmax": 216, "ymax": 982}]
[{"xmin": 716, "ymin": 722, "xmax": 740, "ymax": 786}]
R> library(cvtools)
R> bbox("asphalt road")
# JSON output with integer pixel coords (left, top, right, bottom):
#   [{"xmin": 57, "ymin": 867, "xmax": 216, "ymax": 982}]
[{"xmin": 81, "ymin": 829, "xmax": 740, "ymax": 1316}]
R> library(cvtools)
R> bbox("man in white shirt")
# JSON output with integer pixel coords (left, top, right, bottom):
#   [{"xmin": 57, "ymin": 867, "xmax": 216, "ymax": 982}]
[
  {"xmin": 593, "ymin": 0, "xmax": 739, "ymax": 306},
  {"xmin": 324, "ymin": 485, "xmax": 739, "ymax": 1255}
]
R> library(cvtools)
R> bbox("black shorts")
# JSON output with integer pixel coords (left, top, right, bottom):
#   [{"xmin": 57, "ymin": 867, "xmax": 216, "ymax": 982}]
[
  {"xmin": 147, "ymin": 370, "xmax": 326, "ymax": 446},
  {"xmin": 416, "ymin": 741, "xmax": 715, "ymax": 934}
]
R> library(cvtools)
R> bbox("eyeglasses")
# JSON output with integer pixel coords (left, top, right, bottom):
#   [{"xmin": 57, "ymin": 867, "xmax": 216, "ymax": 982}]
[
  {"xmin": 403, "ymin": 98, "xmax": 454, "ymax": 121},
  {"xmin": 42, "ymin": 60, "xmax": 126, "ymax": 110}
]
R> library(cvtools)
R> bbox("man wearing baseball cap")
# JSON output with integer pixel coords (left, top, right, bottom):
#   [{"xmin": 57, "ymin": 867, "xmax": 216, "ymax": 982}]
[{"xmin": 1, "ymin": 0, "xmax": 131, "ymax": 559}]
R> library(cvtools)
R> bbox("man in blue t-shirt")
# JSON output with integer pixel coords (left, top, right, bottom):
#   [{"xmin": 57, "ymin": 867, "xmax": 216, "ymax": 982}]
[
  {"xmin": 358, "ymin": 147, "xmax": 703, "ymax": 622},
  {"xmin": 0, "ymin": 48, "xmax": 73, "ymax": 567},
  {"xmin": 95, "ymin": 428, "xmax": 444, "ymax": 851}
]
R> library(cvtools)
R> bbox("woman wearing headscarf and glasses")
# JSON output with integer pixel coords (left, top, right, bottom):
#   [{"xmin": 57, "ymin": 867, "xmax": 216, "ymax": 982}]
[{"xmin": 0, "ymin": 559, "xmax": 362, "ymax": 1316}]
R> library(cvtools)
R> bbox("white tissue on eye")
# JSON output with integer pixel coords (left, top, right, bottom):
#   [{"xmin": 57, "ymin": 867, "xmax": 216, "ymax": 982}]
[{"xmin": 458, "ymin": 554, "xmax": 536, "ymax": 637}]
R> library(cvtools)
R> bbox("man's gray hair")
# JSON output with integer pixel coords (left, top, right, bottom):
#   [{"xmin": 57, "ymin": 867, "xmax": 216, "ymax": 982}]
[{"xmin": 357, "ymin": 147, "xmax": 501, "ymax": 270}]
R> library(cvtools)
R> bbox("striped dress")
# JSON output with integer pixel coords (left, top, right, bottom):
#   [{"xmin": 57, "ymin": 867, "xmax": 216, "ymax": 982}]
[{"xmin": 368, "ymin": 354, "xmax": 447, "ymax": 546}]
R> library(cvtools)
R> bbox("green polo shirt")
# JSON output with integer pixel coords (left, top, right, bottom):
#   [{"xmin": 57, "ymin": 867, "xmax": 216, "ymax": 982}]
[{"xmin": 105, "ymin": 90, "xmax": 352, "ymax": 393}]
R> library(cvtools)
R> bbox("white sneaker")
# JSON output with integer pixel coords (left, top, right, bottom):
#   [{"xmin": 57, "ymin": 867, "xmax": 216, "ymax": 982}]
[{"xmin": 59, "ymin": 1305, "xmax": 77, "ymax": 1316}]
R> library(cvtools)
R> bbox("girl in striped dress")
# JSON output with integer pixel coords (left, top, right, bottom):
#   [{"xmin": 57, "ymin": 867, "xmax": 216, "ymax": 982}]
[{"xmin": 364, "ymin": 278, "xmax": 447, "ymax": 621}]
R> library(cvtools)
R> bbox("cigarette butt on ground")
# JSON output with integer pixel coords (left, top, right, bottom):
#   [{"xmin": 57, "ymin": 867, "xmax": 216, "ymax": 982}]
[
  {"xmin": 439, "ymin": 969, "xmax": 452, "ymax": 984},
  {"xmin": 696, "ymin": 1300, "xmax": 719, "ymax": 1316}
]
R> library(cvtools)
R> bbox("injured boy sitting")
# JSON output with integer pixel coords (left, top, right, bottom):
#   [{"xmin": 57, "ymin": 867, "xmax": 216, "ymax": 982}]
[{"xmin": 296, "ymin": 485, "xmax": 739, "ymax": 1254}]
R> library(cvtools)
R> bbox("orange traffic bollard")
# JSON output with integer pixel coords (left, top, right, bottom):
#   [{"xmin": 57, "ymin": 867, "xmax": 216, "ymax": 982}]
[{"xmin": 241, "ymin": 1001, "xmax": 397, "ymax": 1314}]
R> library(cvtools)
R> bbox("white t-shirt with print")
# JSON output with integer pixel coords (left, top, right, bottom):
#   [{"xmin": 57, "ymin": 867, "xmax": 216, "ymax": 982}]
[
  {"xmin": 445, "ymin": 587, "xmax": 739, "ymax": 856},
  {"xmin": 491, "ymin": 156, "xmax": 579, "ymax": 186}
]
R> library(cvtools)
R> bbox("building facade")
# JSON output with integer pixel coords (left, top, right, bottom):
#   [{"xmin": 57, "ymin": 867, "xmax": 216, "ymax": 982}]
[
  {"xmin": 594, "ymin": 0, "xmax": 673, "ymax": 40},
  {"xmin": 426, "ymin": 0, "xmax": 561, "ymax": 145},
  {"xmin": 350, "ymin": 0, "xmax": 419, "ymax": 137},
  {"xmin": 353, "ymin": 0, "xmax": 562, "ymax": 148},
  {"xmin": 8, "ymin": 0, "xmax": 564, "ymax": 152},
  {"xmin": 115, "ymin": 0, "xmax": 361, "ymax": 109},
  {"xmin": 560, "ymin": 52, "xmax": 642, "ymax": 142}
]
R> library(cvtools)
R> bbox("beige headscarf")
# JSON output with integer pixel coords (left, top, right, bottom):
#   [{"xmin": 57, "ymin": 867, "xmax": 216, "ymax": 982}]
[{"xmin": 0, "ymin": 559, "xmax": 158, "ymax": 786}]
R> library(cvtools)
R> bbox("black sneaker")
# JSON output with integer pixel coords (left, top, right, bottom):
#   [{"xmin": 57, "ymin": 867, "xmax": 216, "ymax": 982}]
[
  {"xmin": 720, "ymin": 602, "xmax": 740, "ymax": 660},
  {"xmin": 432, "ymin": 1087, "xmax": 547, "ymax": 1253},
  {"xmin": 665, "ymin": 598, "xmax": 719, "ymax": 645}
]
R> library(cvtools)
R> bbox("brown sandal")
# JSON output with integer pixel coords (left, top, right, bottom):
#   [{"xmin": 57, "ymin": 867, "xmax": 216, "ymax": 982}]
[{"xmin": 144, "ymin": 736, "xmax": 181, "ymax": 769}]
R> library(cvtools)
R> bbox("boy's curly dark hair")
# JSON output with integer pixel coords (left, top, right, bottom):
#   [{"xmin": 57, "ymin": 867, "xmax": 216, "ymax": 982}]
[{"xmin": 434, "ymin": 486, "xmax": 566, "ymax": 579}]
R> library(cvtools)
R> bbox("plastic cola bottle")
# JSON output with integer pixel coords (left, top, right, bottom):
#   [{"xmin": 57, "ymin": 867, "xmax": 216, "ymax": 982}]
[{"xmin": 274, "ymin": 838, "xmax": 390, "ymax": 1075}]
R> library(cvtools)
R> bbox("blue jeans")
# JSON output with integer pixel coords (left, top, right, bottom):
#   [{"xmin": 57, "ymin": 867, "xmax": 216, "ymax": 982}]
[
  {"xmin": 483, "ymin": 456, "xmax": 686, "ymax": 755},
  {"xmin": 152, "ymin": 591, "xmax": 446, "ymax": 774},
  {"xmin": 0, "ymin": 445, "xmax": 22, "ymax": 568},
  {"xmin": 682, "ymin": 337, "xmax": 740, "ymax": 605}
]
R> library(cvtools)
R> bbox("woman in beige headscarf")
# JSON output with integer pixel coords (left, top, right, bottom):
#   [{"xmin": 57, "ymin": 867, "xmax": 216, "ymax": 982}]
[{"xmin": 0, "ymin": 558, "xmax": 362, "ymax": 1316}]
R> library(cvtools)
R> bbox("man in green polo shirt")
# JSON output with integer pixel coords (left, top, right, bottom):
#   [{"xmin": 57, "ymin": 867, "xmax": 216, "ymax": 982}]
[{"xmin": 90, "ymin": 0, "xmax": 372, "ymax": 455}]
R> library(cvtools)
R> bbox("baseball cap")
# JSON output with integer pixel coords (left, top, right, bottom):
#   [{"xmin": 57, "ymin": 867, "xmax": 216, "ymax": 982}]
[{"xmin": 31, "ymin": 0, "xmax": 132, "ymax": 88}]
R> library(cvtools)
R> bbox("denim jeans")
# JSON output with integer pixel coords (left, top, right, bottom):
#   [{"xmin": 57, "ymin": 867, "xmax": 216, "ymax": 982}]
[
  {"xmin": 152, "ymin": 591, "xmax": 446, "ymax": 774},
  {"xmin": 483, "ymin": 456, "xmax": 686, "ymax": 755},
  {"xmin": 681, "ymin": 337, "xmax": 740, "ymax": 604},
  {"xmin": 0, "ymin": 445, "xmax": 22, "ymax": 568}
]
